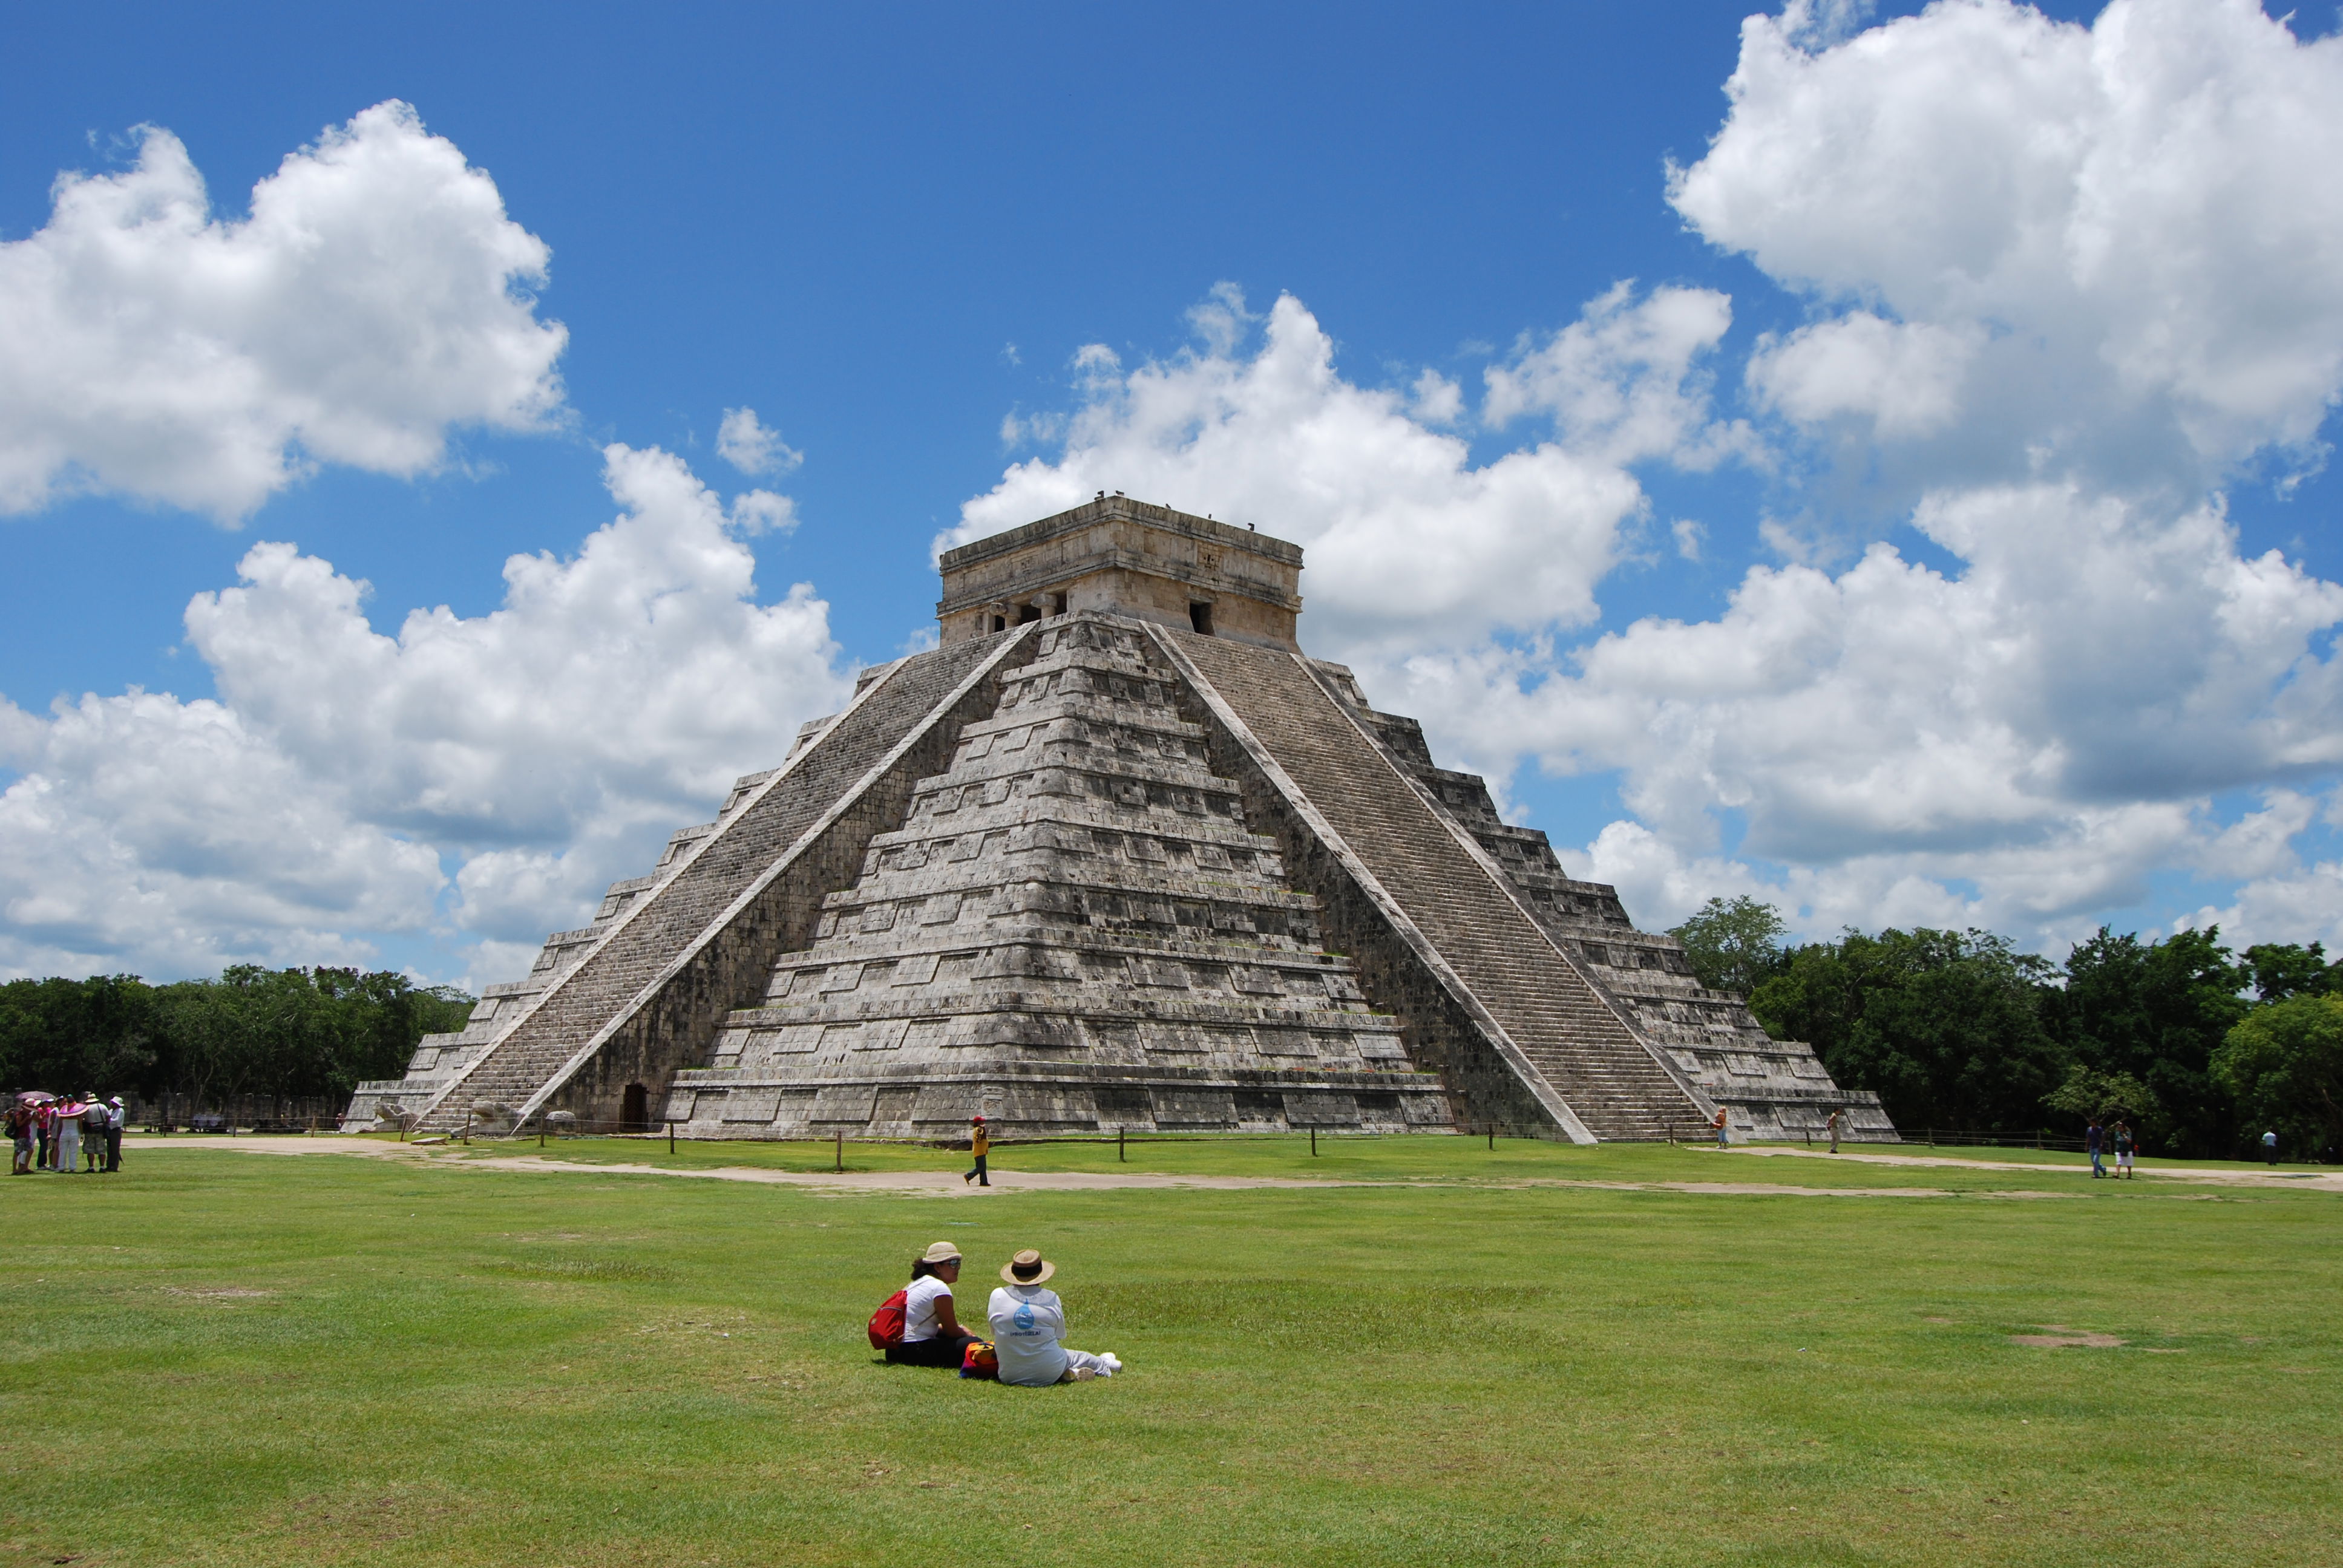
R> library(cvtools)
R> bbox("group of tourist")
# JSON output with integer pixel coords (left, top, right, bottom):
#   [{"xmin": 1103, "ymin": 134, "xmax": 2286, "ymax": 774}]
[
  {"xmin": 878, "ymin": 1241, "xmax": 1122, "ymax": 1386},
  {"xmin": 7, "ymin": 1091, "xmax": 125, "ymax": 1175}
]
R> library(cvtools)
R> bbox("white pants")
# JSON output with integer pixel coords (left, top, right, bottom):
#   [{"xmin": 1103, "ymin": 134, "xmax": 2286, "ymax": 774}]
[
  {"xmin": 1060, "ymin": 1350, "xmax": 1109, "ymax": 1378},
  {"xmin": 56, "ymin": 1125, "xmax": 82, "ymax": 1171}
]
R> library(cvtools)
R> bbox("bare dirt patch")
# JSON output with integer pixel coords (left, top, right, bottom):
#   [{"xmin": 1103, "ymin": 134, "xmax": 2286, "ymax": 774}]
[{"xmin": 2010, "ymin": 1325, "xmax": 2126, "ymax": 1348}]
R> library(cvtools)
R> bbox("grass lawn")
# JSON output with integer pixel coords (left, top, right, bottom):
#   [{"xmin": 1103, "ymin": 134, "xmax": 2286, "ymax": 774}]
[{"xmin": 1, "ymin": 1138, "xmax": 2335, "ymax": 1567}]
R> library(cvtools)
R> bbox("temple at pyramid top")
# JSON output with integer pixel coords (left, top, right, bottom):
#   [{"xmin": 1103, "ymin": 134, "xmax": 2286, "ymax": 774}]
[
  {"xmin": 347, "ymin": 497, "xmax": 1894, "ymax": 1146},
  {"xmin": 939, "ymin": 495, "xmax": 1303, "ymax": 649}
]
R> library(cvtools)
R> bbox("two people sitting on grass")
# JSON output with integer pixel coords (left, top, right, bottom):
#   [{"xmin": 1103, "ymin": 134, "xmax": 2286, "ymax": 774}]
[{"xmin": 872, "ymin": 1243, "xmax": 1121, "ymax": 1384}]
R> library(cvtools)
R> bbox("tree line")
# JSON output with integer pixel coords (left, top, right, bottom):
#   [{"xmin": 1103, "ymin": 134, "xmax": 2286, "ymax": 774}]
[
  {"xmin": 1672, "ymin": 897, "xmax": 2343, "ymax": 1160},
  {"xmin": 0, "ymin": 967, "xmax": 474, "ymax": 1112}
]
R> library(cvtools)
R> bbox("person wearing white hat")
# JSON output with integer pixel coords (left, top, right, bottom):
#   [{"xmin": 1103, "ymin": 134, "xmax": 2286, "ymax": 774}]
[
  {"xmin": 104, "ymin": 1096, "xmax": 125, "ymax": 1173},
  {"xmin": 986, "ymin": 1249, "xmax": 1122, "ymax": 1387},
  {"xmin": 886, "ymin": 1241, "xmax": 981, "ymax": 1368}
]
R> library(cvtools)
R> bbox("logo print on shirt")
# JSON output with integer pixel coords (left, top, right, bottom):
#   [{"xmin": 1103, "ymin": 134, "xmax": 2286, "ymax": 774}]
[{"xmin": 1012, "ymin": 1302, "xmax": 1037, "ymax": 1334}]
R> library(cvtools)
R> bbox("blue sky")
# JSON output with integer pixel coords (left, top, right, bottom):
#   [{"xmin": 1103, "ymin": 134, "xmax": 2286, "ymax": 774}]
[{"xmin": 4, "ymin": 0, "xmax": 2342, "ymax": 987}]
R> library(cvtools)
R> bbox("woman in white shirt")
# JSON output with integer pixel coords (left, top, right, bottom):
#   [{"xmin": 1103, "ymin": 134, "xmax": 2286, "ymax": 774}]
[
  {"xmin": 986, "ymin": 1249, "xmax": 1122, "ymax": 1386},
  {"xmin": 886, "ymin": 1241, "xmax": 980, "ymax": 1368}
]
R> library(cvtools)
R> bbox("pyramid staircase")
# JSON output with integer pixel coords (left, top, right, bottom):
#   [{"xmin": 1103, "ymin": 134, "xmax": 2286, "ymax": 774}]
[
  {"xmin": 401, "ymin": 627, "xmax": 1035, "ymax": 1134},
  {"xmin": 1160, "ymin": 629, "xmax": 1715, "ymax": 1142},
  {"xmin": 667, "ymin": 616, "xmax": 1448, "ymax": 1137}
]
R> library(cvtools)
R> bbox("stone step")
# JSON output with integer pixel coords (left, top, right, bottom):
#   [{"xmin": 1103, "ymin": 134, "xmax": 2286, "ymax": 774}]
[
  {"xmin": 415, "ymin": 634, "xmax": 1023, "ymax": 1132},
  {"xmin": 1167, "ymin": 631, "xmax": 1709, "ymax": 1142}
]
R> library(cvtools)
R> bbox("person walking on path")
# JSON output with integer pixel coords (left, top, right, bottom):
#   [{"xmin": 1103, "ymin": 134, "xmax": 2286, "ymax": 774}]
[
  {"xmin": 1825, "ymin": 1108, "xmax": 1844, "ymax": 1154},
  {"xmin": 986, "ymin": 1249, "xmax": 1121, "ymax": 1387},
  {"xmin": 1711, "ymin": 1107, "xmax": 1729, "ymax": 1149},
  {"xmin": 885, "ymin": 1242, "xmax": 981, "ymax": 1368},
  {"xmin": 964, "ymin": 1116, "xmax": 991, "ymax": 1187},
  {"xmin": 103, "ymin": 1096, "xmax": 125, "ymax": 1173},
  {"xmin": 2263, "ymin": 1129, "xmax": 2279, "ymax": 1166},
  {"xmin": 2111, "ymin": 1119, "xmax": 2135, "ymax": 1179},
  {"xmin": 2086, "ymin": 1119, "xmax": 2105, "ymax": 1178}
]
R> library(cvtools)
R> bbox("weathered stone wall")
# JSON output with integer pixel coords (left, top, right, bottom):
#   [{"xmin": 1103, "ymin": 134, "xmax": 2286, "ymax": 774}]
[
  {"xmin": 1168, "ymin": 659, "xmax": 1570, "ymax": 1138},
  {"xmin": 536, "ymin": 629, "xmax": 1041, "ymax": 1128},
  {"xmin": 939, "ymin": 497, "xmax": 1302, "ymax": 649}
]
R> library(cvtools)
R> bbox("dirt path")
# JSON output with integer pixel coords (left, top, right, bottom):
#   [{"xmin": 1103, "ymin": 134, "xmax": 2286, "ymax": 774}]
[
  {"xmin": 125, "ymin": 1135, "xmax": 2057, "ymax": 1199},
  {"xmin": 1725, "ymin": 1143, "xmax": 2343, "ymax": 1192},
  {"xmin": 125, "ymin": 1136, "xmax": 1363, "ymax": 1194}
]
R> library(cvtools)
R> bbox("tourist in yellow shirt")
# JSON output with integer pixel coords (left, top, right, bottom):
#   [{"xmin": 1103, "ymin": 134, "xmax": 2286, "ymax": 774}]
[{"xmin": 964, "ymin": 1115, "xmax": 991, "ymax": 1186}]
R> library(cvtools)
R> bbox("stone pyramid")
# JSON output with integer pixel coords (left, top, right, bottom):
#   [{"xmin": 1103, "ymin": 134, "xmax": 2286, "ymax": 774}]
[
  {"xmin": 672, "ymin": 615, "xmax": 1445, "ymax": 1137},
  {"xmin": 347, "ymin": 497, "xmax": 1893, "ymax": 1143}
]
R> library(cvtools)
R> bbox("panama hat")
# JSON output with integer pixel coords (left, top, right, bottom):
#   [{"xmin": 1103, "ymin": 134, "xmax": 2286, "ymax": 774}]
[
  {"xmin": 919, "ymin": 1241, "xmax": 963, "ymax": 1265},
  {"xmin": 1000, "ymin": 1248, "xmax": 1056, "ymax": 1285}
]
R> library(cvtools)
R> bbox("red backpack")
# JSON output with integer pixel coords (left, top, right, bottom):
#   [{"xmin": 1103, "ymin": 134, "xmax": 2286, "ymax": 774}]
[{"xmin": 867, "ymin": 1289, "xmax": 908, "ymax": 1349}]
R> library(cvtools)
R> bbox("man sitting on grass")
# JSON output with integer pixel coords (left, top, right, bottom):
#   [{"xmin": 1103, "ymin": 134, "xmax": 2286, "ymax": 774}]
[{"xmin": 987, "ymin": 1249, "xmax": 1122, "ymax": 1386}]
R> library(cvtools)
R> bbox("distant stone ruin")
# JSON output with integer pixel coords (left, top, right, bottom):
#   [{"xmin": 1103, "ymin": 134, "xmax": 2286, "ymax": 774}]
[{"xmin": 345, "ymin": 498, "xmax": 1893, "ymax": 1143}]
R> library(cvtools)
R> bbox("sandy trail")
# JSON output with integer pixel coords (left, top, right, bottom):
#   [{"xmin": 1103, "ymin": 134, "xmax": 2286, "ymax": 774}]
[{"xmin": 126, "ymin": 1135, "xmax": 2068, "ymax": 1199}]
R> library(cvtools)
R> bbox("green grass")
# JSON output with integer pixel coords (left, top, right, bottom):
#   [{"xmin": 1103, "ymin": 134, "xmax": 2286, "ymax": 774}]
[
  {"xmin": 424, "ymin": 1125, "xmax": 2308, "ymax": 1189},
  {"xmin": 2, "ymin": 1140, "xmax": 2336, "ymax": 1567}
]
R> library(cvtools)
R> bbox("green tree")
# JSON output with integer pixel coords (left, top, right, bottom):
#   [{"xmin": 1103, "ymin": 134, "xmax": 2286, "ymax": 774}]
[
  {"xmin": 2050, "ymin": 927, "xmax": 2250, "ymax": 1158},
  {"xmin": 1669, "ymin": 896, "xmax": 1788, "ymax": 995},
  {"xmin": 2242, "ymin": 942, "xmax": 2336, "ymax": 1002},
  {"xmin": 1749, "ymin": 927, "xmax": 2068, "ymax": 1132},
  {"xmin": 0, "ymin": 975, "xmax": 160, "ymax": 1097},
  {"xmin": 2214, "ymin": 994, "xmax": 2343, "ymax": 1161},
  {"xmin": 2042, "ymin": 1064, "xmax": 2164, "ymax": 1138}
]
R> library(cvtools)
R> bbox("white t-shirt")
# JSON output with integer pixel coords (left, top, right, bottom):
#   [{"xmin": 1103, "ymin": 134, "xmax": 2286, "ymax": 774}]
[
  {"xmin": 988, "ymin": 1284, "xmax": 1069, "ymax": 1387},
  {"xmin": 902, "ymin": 1275, "xmax": 954, "ymax": 1343}
]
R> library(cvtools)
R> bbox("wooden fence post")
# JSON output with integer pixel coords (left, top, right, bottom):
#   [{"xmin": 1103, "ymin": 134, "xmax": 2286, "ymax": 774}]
[
  {"xmin": 1119, "ymin": 1126, "xmax": 1126, "ymax": 1163},
  {"xmin": 1310, "ymin": 1126, "xmax": 1317, "ymax": 1158},
  {"xmin": 834, "ymin": 1129, "xmax": 844, "ymax": 1173}
]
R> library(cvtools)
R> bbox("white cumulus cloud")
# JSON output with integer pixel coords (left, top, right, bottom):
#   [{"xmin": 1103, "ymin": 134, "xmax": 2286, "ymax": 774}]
[
  {"xmin": 1673, "ymin": 0, "xmax": 2343, "ymax": 498},
  {"xmin": 1454, "ymin": 483, "xmax": 2343, "ymax": 947},
  {"xmin": 952, "ymin": 286, "xmax": 1737, "ymax": 663},
  {"xmin": 0, "ymin": 446, "xmax": 850, "ymax": 981},
  {"xmin": 0, "ymin": 101, "xmax": 568, "ymax": 524},
  {"xmin": 716, "ymin": 407, "xmax": 802, "ymax": 477}
]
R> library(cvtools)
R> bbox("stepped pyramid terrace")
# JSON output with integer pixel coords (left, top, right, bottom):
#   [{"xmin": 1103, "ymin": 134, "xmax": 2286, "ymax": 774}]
[{"xmin": 346, "ymin": 497, "xmax": 1895, "ymax": 1144}]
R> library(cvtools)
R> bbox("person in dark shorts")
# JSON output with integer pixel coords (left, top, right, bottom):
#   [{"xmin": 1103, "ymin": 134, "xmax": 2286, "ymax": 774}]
[
  {"xmin": 885, "ymin": 1242, "xmax": 980, "ymax": 1368},
  {"xmin": 964, "ymin": 1115, "xmax": 991, "ymax": 1186}
]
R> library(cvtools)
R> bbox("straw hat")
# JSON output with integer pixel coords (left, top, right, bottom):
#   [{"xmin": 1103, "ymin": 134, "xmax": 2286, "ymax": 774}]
[
  {"xmin": 919, "ymin": 1241, "xmax": 963, "ymax": 1265},
  {"xmin": 1000, "ymin": 1248, "xmax": 1055, "ymax": 1285}
]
